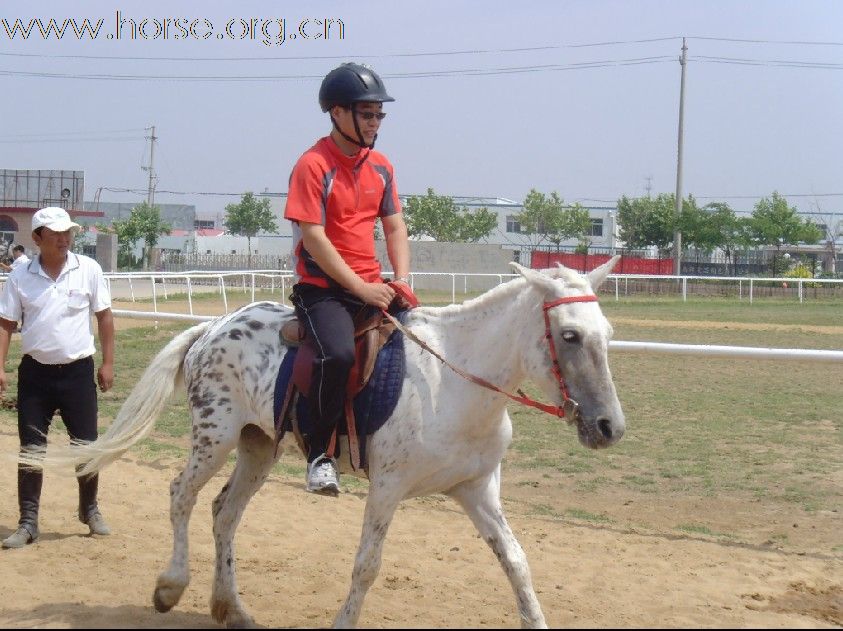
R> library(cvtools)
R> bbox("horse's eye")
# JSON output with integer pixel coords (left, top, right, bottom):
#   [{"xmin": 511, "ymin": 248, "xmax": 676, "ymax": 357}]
[{"xmin": 560, "ymin": 330, "xmax": 579, "ymax": 344}]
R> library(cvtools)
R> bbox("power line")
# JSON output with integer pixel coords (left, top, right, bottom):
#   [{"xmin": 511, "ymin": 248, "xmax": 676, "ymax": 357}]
[
  {"xmin": 2, "ymin": 51, "xmax": 841, "ymax": 82},
  {"xmin": 688, "ymin": 35, "xmax": 843, "ymax": 46},
  {"xmin": 0, "ymin": 127, "xmax": 145, "ymax": 138},
  {"xmin": 1, "ymin": 35, "xmax": 840, "ymax": 64},
  {"xmin": 0, "ymin": 136, "xmax": 144, "ymax": 143},
  {"xmin": 0, "ymin": 56, "xmax": 676, "ymax": 81},
  {"xmin": 0, "ymin": 37, "xmax": 682, "ymax": 62},
  {"xmin": 692, "ymin": 55, "xmax": 843, "ymax": 69}
]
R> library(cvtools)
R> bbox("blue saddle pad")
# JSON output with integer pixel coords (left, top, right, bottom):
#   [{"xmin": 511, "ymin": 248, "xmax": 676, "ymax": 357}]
[{"xmin": 273, "ymin": 313, "xmax": 406, "ymax": 469}]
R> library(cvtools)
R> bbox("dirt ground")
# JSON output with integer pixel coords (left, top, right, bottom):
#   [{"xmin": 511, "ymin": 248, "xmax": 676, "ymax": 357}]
[
  {"xmin": 0, "ymin": 429, "xmax": 839, "ymax": 629},
  {"xmin": 1, "ymin": 301, "xmax": 840, "ymax": 628}
]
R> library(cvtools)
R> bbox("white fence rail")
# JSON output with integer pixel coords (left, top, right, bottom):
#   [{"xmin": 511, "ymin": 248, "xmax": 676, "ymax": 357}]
[
  {"xmin": 99, "ymin": 270, "xmax": 843, "ymax": 316},
  {"xmin": 101, "ymin": 270, "xmax": 843, "ymax": 364}
]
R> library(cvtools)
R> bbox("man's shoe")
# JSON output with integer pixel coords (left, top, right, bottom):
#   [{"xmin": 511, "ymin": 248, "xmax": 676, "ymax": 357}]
[
  {"xmin": 306, "ymin": 455, "xmax": 339, "ymax": 496},
  {"xmin": 2, "ymin": 525, "xmax": 38, "ymax": 549},
  {"xmin": 84, "ymin": 510, "xmax": 111, "ymax": 536}
]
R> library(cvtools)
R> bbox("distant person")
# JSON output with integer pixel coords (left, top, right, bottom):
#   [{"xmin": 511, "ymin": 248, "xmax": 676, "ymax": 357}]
[
  {"xmin": 0, "ymin": 207, "xmax": 115, "ymax": 549},
  {"xmin": 0, "ymin": 245, "xmax": 30, "ymax": 273},
  {"xmin": 285, "ymin": 62, "xmax": 413, "ymax": 495}
]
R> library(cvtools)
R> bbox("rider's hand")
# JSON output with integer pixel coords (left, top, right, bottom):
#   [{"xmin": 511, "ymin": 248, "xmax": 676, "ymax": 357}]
[
  {"xmin": 353, "ymin": 282, "xmax": 396, "ymax": 310},
  {"xmin": 388, "ymin": 280, "xmax": 420, "ymax": 309}
]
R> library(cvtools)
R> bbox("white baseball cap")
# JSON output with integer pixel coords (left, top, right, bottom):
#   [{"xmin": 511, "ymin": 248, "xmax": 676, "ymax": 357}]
[{"xmin": 32, "ymin": 207, "xmax": 81, "ymax": 234}]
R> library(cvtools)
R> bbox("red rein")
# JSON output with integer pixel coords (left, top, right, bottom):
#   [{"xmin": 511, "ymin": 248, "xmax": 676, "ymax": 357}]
[{"xmin": 383, "ymin": 293, "xmax": 599, "ymax": 420}]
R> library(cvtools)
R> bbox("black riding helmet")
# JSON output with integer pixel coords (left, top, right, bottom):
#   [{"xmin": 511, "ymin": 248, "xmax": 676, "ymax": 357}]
[{"xmin": 319, "ymin": 63, "xmax": 394, "ymax": 149}]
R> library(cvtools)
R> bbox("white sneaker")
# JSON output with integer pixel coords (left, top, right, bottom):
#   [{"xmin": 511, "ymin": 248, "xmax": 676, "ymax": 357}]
[{"xmin": 306, "ymin": 455, "xmax": 339, "ymax": 496}]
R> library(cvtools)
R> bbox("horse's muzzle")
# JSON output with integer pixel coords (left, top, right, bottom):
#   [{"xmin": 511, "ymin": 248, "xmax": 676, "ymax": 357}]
[{"xmin": 577, "ymin": 414, "xmax": 624, "ymax": 449}]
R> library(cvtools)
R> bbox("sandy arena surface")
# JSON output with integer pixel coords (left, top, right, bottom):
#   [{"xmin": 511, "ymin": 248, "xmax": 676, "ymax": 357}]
[
  {"xmin": 0, "ymin": 298, "xmax": 840, "ymax": 628},
  {"xmin": 0, "ymin": 428, "xmax": 839, "ymax": 629}
]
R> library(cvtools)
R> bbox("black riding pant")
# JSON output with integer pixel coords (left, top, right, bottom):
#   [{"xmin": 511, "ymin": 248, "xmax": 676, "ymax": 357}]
[
  {"xmin": 291, "ymin": 283, "xmax": 374, "ymax": 463},
  {"xmin": 16, "ymin": 354, "xmax": 101, "ymax": 529}
]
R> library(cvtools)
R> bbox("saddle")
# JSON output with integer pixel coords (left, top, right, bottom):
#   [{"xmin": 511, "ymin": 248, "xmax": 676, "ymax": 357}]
[{"xmin": 277, "ymin": 309, "xmax": 398, "ymax": 471}]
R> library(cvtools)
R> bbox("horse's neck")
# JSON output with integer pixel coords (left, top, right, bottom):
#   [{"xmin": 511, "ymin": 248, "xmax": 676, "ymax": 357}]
[{"xmin": 416, "ymin": 282, "xmax": 535, "ymax": 391}]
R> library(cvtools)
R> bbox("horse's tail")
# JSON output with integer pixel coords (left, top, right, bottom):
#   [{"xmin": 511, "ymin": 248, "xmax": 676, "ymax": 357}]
[{"xmin": 18, "ymin": 320, "xmax": 214, "ymax": 476}]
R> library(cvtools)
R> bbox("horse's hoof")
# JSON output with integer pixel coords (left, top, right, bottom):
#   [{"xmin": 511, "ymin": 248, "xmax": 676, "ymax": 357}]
[
  {"xmin": 153, "ymin": 587, "xmax": 175, "ymax": 613},
  {"xmin": 226, "ymin": 616, "xmax": 257, "ymax": 629}
]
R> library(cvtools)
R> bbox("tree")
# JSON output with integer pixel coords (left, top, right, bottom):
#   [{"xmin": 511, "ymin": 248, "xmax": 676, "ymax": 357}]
[
  {"xmin": 224, "ymin": 192, "xmax": 279, "ymax": 268},
  {"xmin": 810, "ymin": 202, "xmax": 840, "ymax": 275},
  {"xmin": 69, "ymin": 223, "xmax": 91, "ymax": 256},
  {"xmin": 750, "ymin": 192, "xmax": 822, "ymax": 247},
  {"xmin": 132, "ymin": 202, "xmax": 172, "ymax": 269},
  {"xmin": 515, "ymin": 189, "xmax": 590, "ymax": 249},
  {"xmin": 677, "ymin": 195, "xmax": 713, "ymax": 260},
  {"xmin": 616, "ymin": 193, "xmax": 676, "ymax": 253},
  {"xmin": 550, "ymin": 202, "xmax": 592, "ymax": 251},
  {"xmin": 96, "ymin": 220, "xmax": 138, "ymax": 268},
  {"xmin": 699, "ymin": 202, "xmax": 744, "ymax": 275},
  {"xmin": 515, "ymin": 189, "xmax": 562, "ymax": 248},
  {"xmin": 99, "ymin": 202, "xmax": 170, "ymax": 269},
  {"xmin": 404, "ymin": 188, "xmax": 497, "ymax": 242},
  {"xmin": 750, "ymin": 192, "xmax": 822, "ymax": 274}
]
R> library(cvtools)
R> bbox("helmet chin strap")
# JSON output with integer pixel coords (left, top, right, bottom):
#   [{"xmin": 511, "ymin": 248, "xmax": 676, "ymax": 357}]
[{"xmin": 331, "ymin": 104, "xmax": 378, "ymax": 149}]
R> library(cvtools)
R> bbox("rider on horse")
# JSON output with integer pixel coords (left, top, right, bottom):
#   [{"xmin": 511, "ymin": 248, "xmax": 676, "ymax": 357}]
[{"xmin": 284, "ymin": 63, "xmax": 414, "ymax": 495}]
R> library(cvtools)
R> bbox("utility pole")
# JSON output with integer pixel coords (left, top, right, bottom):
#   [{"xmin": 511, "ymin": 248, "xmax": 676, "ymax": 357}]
[
  {"xmin": 673, "ymin": 38, "xmax": 687, "ymax": 276},
  {"xmin": 144, "ymin": 125, "xmax": 157, "ymax": 207},
  {"xmin": 644, "ymin": 175, "xmax": 653, "ymax": 198}
]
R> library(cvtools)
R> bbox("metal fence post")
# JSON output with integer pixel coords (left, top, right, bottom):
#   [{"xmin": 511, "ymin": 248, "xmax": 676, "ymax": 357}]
[{"xmin": 186, "ymin": 277, "xmax": 194, "ymax": 315}]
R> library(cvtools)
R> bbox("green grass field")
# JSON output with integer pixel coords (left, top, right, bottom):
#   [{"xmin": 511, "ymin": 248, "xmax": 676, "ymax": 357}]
[{"xmin": 0, "ymin": 294, "xmax": 840, "ymax": 554}]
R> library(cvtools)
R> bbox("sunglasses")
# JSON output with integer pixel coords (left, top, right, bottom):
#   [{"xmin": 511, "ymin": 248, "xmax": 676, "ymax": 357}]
[{"xmin": 355, "ymin": 111, "xmax": 387, "ymax": 121}]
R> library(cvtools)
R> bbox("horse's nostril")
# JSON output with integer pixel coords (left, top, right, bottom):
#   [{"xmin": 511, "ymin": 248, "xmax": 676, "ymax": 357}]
[{"xmin": 597, "ymin": 417, "xmax": 613, "ymax": 440}]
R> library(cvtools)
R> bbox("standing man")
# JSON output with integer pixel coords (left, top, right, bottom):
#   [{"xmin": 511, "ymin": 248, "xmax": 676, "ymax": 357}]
[
  {"xmin": 0, "ymin": 207, "xmax": 115, "ymax": 548},
  {"xmin": 285, "ymin": 62, "xmax": 412, "ymax": 495},
  {"xmin": 0, "ymin": 245, "xmax": 30, "ymax": 273}
]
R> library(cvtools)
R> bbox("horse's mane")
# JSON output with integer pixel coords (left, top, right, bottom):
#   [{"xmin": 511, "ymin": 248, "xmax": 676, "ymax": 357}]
[
  {"xmin": 415, "ymin": 265, "xmax": 588, "ymax": 318},
  {"xmin": 547, "ymin": 265, "xmax": 589, "ymax": 289}
]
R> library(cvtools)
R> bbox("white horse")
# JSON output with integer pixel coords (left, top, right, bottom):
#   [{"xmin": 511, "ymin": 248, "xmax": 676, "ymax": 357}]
[{"xmin": 28, "ymin": 259, "xmax": 624, "ymax": 628}]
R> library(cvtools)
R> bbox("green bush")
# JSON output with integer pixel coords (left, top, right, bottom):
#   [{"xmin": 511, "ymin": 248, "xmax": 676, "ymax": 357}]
[{"xmin": 785, "ymin": 264, "xmax": 820, "ymax": 287}]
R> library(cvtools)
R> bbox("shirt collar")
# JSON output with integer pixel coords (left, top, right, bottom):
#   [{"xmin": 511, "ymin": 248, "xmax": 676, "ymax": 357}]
[
  {"xmin": 322, "ymin": 135, "xmax": 370, "ymax": 169},
  {"xmin": 29, "ymin": 252, "xmax": 80, "ymax": 280}
]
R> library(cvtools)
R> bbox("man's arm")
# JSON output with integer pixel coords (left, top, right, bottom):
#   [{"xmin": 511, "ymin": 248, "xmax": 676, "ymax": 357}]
[
  {"xmin": 0, "ymin": 318, "xmax": 16, "ymax": 394},
  {"xmin": 382, "ymin": 213, "xmax": 410, "ymax": 282},
  {"xmin": 299, "ymin": 222, "xmax": 395, "ymax": 309},
  {"xmin": 94, "ymin": 308, "xmax": 115, "ymax": 392}
]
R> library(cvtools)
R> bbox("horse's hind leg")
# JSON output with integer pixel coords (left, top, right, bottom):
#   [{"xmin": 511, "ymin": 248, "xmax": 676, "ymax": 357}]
[
  {"xmin": 153, "ymin": 422, "xmax": 239, "ymax": 615},
  {"xmin": 332, "ymin": 486, "xmax": 403, "ymax": 628},
  {"xmin": 448, "ymin": 465, "xmax": 547, "ymax": 629},
  {"xmin": 209, "ymin": 424, "xmax": 277, "ymax": 629}
]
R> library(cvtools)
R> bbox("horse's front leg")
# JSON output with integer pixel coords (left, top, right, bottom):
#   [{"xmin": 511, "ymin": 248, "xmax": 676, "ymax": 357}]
[
  {"xmin": 332, "ymin": 484, "xmax": 403, "ymax": 628},
  {"xmin": 448, "ymin": 464, "xmax": 547, "ymax": 629}
]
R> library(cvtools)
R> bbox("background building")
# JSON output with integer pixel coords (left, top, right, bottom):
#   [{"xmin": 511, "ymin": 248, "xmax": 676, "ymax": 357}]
[{"xmin": 0, "ymin": 169, "xmax": 102, "ymax": 254}]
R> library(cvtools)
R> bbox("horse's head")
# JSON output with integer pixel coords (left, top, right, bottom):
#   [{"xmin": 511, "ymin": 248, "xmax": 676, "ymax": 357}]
[{"xmin": 510, "ymin": 257, "xmax": 625, "ymax": 449}]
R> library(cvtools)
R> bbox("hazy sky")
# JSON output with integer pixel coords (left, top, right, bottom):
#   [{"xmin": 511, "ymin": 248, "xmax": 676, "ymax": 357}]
[{"xmin": 2, "ymin": 0, "xmax": 841, "ymax": 220}]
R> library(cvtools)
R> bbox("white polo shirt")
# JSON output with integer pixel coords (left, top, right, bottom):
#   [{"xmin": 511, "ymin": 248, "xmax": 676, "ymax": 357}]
[
  {"xmin": 10, "ymin": 254, "xmax": 30, "ymax": 270},
  {"xmin": 0, "ymin": 253, "xmax": 111, "ymax": 365}
]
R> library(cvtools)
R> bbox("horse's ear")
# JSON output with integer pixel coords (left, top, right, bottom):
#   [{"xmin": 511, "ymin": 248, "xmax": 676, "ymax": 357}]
[
  {"xmin": 587, "ymin": 255, "xmax": 620, "ymax": 290},
  {"xmin": 510, "ymin": 262, "xmax": 558, "ymax": 293}
]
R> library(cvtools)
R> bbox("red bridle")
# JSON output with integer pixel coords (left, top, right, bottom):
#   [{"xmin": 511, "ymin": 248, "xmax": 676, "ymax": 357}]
[
  {"xmin": 536, "ymin": 294, "xmax": 599, "ymax": 419},
  {"xmin": 383, "ymin": 293, "xmax": 599, "ymax": 421}
]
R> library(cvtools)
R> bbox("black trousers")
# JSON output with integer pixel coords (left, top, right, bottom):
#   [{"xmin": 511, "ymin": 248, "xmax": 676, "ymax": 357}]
[
  {"xmin": 291, "ymin": 283, "xmax": 376, "ymax": 462},
  {"xmin": 16, "ymin": 354, "xmax": 101, "ymax": 529}
]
